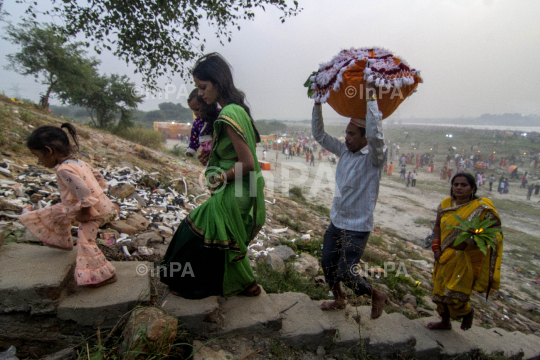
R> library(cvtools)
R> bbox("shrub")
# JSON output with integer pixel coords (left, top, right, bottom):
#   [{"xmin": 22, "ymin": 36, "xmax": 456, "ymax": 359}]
[
  {"xmin": 289, "ymin": 186, "xmax": 304, "ymax": 199},
  {"xmin": 169, "ymin": 144, "xmax": 184, "ymax": 157},
  {"xmin": 113, "ymin": 126, "xmax": 164, "ymax": 149},
  {"xmin": 255, "ymin": 262, "xmax": 330, "ymax": 300}
]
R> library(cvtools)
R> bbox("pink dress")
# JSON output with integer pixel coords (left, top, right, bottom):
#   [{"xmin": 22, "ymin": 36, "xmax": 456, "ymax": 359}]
[{"xmin": 19, "ymin": 159, "xmax": 116, "ymax": 286}]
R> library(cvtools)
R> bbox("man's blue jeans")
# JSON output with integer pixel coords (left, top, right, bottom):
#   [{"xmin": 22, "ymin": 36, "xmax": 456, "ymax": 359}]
[{"xmin": 322, "ymin": 222, "xmax": 372, "ymax": 296}]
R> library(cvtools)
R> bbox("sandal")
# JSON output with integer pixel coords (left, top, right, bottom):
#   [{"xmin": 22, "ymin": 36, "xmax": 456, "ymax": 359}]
[{"xmin": 240, "ymin": 283, "xmax": 262, "ymax": 297}]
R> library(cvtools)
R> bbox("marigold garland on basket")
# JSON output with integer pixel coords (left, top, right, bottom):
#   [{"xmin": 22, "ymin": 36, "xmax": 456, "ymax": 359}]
[{"xmin": 304, "ymin": 47, "xmax": 423, "ymax": 119}]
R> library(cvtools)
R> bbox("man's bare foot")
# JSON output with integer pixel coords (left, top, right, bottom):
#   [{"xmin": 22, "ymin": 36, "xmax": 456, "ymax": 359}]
[
  {"xmin": 320, "ymin": 300, "xmax": 346, "ymax": 310},
  {"xmin": 371, "ymin": 288, "xmax": 387, "ymax": 319},
  {"xmin": 461, "ymin": 309, "xmax": 474, "ymax": 331},
  {"xmin": 427, "ymin": 321, "xmax": 452, "ymax": 330}
]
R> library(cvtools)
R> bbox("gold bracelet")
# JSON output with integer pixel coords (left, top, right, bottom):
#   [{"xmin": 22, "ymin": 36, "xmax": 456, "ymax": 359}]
[{"xmin": 231, "ymin": 166, "xmax": 235, "ymax": 176}]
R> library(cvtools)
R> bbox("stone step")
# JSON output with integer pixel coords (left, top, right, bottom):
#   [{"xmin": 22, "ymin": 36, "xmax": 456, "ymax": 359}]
[
  {"xmin": 215, "ymin": 288, "xmax": 282, "ymax": 337},
  {"xmin": 467, "ymin": 326, "xmax": 540, "ymax": 360},
  {"xmin": 161, "ymin": 295, "xmax": 221, "ymax": 335},
  {"xmin": 57, "ymin": 261, "xmax": 151, "ymax": 327},
  {"xmin": 0, "ymin": 244, "xmax": 77, "ymax": 315},
  {"xmin": 312, "ymin": 302, "xmax": 369, "ymax": 355},
  {"xmin": 268, "ymin": 292, "xmax": 336, "ymax": 352},
  {"xmin": 353, "ymin": 307, "xmax": 418, "ymax": 359},
  {"xmin": 412, "ymin": 316, "xmax": 540, "ymax": 359},
  {"xmin": 412, "ymin": 316, "xmax": 481, "ymax": 358}
]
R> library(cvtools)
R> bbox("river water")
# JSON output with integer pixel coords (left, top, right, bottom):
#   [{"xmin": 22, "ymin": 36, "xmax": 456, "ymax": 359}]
[{"xmin": 398, "ymin": 122, "xmax": 540, "ymax": 133}]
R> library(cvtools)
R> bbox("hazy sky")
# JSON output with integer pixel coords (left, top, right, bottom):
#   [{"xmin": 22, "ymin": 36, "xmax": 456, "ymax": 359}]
[{"xmin": 1, "ymin": 0, "xmax": 539, "ymax": 121}]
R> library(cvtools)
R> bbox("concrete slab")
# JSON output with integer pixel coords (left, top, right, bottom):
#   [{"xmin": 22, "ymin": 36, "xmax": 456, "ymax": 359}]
[
  {"xmin": 465, "ymin": 326, "xmax": 525, "ymax": 359},
  {"xmin": 413, "ymin": 316, "xmax": 480, "ymax": 359},
  {"xmin": 354, "ymin": 306, "xmax": 417, "ymax": 359},
  {"xmin": 312, "ymin": 302, "xmax": 369, "ymax": 355},
  {"xmin": 396, "ymin": 314, "xmax": 442, "ymax": 360},
  {"xmin": 496, "ymin": 329, "xmax": 540, "ymax": 360},
  {"xmin": 216, "ymin": 288, "xmax": 282, "ymax": 337},
  {"xmin": 57, "ymin": 262, "xmax": 151, "ymax": 327},
  {"xmin": 268, "ymin": 292, "xmax": 336, "ymax": 351},
  {"xmin": 0, "ymin": 244, "xmax": 76, "ymax": 314},
  {"xmin": 161, "ymin": 295, "xmax": 221, "ymax": 335}
]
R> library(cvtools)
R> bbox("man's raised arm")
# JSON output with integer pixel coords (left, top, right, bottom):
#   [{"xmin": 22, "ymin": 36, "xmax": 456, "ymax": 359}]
[
  {"xmin": 312, "ymin": 103, "xmax": 345, "ymax": 156},
  {"xmin": 366, "ymin": 97, "xmax": 387, "ymax": 168}
]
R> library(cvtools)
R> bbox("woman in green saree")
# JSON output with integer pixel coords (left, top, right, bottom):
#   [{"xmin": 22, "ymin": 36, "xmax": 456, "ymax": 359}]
[{"xmin": 160, "ymin": 53, "xmax": 266, "ymax": 299}]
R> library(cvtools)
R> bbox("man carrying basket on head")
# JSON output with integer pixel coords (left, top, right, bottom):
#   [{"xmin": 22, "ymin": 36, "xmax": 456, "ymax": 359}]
[
  {"xmin": 305, "ymin": 47, "xmax": 422, "ymax": 319},
  {"xmin": 313, "ymin": 83, "xmax": 388, "ymax": 319}
]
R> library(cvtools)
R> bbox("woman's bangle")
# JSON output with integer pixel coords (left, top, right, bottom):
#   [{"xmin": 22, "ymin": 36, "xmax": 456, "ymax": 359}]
[{"xmin": 432, "ymin": 239, "xmax": 441, "ymax": 252}]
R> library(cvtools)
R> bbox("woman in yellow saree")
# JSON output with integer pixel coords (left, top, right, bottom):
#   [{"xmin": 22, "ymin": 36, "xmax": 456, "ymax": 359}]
[{"xmin": 429, "ymin": 173, "xmax": 503, "ymax": 331}]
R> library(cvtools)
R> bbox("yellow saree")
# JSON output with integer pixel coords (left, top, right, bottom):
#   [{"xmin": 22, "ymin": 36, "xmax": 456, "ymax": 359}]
[{"xmin": 432, "ymin": 197, "xmax": 503, "ymax": 319}]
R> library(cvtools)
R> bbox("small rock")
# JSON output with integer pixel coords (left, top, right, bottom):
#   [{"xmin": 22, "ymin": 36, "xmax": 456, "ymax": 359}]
[
  {"xmin": 30, "ymin": 193, "xmax": 43, "ymax": 203},
  {"xmin": 121, "ymin": 307, "xmax": 178, "ymax": 356},
  {"xmin": 127, "ymin": 192, "xmax": 147, "ymax": 207},
  {"xmin": 293, "ymin": 253, "xmax": 320, "ymax": 276},
  {"xmin": 0, "ymin": 199, "xmax": 21, "ymax": 212},
  {"xmin": 266, "ymin": 253, "xmax": 285, "ymax": 273},
  {"xmin": 133, "ymin": 230, "xmax": 163, "ymax": 246},
  {"xmin": 316, "ymin": 345, "xmax": 326, "ymax": 356},
  {"xmin": 109, "ymin": 183, "xmax": 136, "ymax": 199},
  {"xmin": 402, "ymin": 294, "xmax": 418, "ymax": 308},
  {"xmin": 521, "ymin": 303, "xmax": 537, "ymax": 312},
  {"xmin": 98, "ymin": 209, "xmax": 117, "ymax": 227},
  {"xmin": 271, "ymin": 245, "xmax": 295, "ymax": 261},
  {"xmin": 108, "ymin": 220, "xmax": 138, "ymax": 235},
  {"xmin": 126, "ymin": 213, "xmax": 150, "ymax": 231},
  {"xmin": 404, "ymin": 303, "xmax": 418, "ymax": 314}
]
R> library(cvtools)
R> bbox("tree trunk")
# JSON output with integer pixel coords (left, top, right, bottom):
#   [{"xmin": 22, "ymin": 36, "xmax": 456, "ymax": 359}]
[
  {"xmin": 85, "ymin": 107, "xmax": 97, "ymax": 127},
  {"xmin": 42, "ymin": 73, "xmax": 56, "ymax": 110}
]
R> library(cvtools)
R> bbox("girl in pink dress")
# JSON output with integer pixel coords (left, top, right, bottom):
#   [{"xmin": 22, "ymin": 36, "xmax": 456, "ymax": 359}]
[{"xmin": 19, "ymin": 123, "xmax": 117, "ymax": 288}]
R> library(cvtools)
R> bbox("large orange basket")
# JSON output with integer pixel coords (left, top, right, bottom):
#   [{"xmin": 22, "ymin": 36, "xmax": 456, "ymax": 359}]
[{"xmin": 305, "ymin": 47, "xmax": 422, "ymax": 119}]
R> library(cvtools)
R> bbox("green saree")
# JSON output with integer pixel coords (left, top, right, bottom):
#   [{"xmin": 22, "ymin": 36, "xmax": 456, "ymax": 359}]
[{"xmin": 160, "ymin": 104, "xmax": 266, "ymax": 299}]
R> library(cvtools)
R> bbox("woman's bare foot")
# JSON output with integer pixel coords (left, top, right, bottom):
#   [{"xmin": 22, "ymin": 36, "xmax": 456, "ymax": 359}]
[
  {"xmin": 461, "ymin": 309, "xmax": 474, "ymax": 331},
  {"xmin": 86, "ymin": 274, "xmax": 117, "ymax": 288},
  {"xmin": 427, "ymin": 321, "xmax": 452, "ymax": 330},
  {"xmin": 320, "ymin": 300, "xmax": 347, "ymax": 310},
  {"xmin": 371, "ymin": 288, "xmax": 387, "ymax": 319}
]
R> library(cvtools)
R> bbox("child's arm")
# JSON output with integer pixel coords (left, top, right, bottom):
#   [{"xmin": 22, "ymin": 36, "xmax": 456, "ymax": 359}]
[
  {"xmin": 90, "ymin": 167, "xmax": 107, "ymax": 189},
  {"xmin": 186, "ymin": 118, "xmax": 203, "ymax": 157},
  {"xmin": 57, "ymin": 168, "xmax": 99, "ymax": 218}
]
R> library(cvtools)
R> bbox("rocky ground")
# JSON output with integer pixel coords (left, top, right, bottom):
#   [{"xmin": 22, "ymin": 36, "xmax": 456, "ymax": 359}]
[{"xmin": 1, "ymin": 97, "xmax": 539, "ymax": 358}]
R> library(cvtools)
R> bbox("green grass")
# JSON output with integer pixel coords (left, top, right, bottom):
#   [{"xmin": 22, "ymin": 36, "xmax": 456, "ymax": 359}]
[
  {"xmin": 413, "ymin": 217, "xmax": 433, "ymax": 227},
  {"xmin": 287, "ymin": 185, "xmax": 331, "ymax": 217},
  {"xmin": 112, "ymin": 126, "xmax": 164, "ymax": 149},
  {"xmin": 255, "ymin": 262, "xmax": 331, "ymax": 300},
  {"xmin": 361, "ymin": 248, "xmax": 388, "ymax": 267},
  {"xmin": 502, "ymin": 226, "xmax": 540, "ymax": 254},
  {"xmin": 280, "ymin": 237, "xmax": 324, "ymax": 259},
  {"xmin": 380, "ymin": 274, "xmax": 427, "ymax": 307},
  {"xmin": 491, "ymin": 199, "xmax": 540, "ymax": 218},
  {"xmin": 275, "ymin": 214, "xmax": 301, "ymax": 232},
  {"xmin": 167, "ymin": 144, "xmax": 184, "ymax": 157}
]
